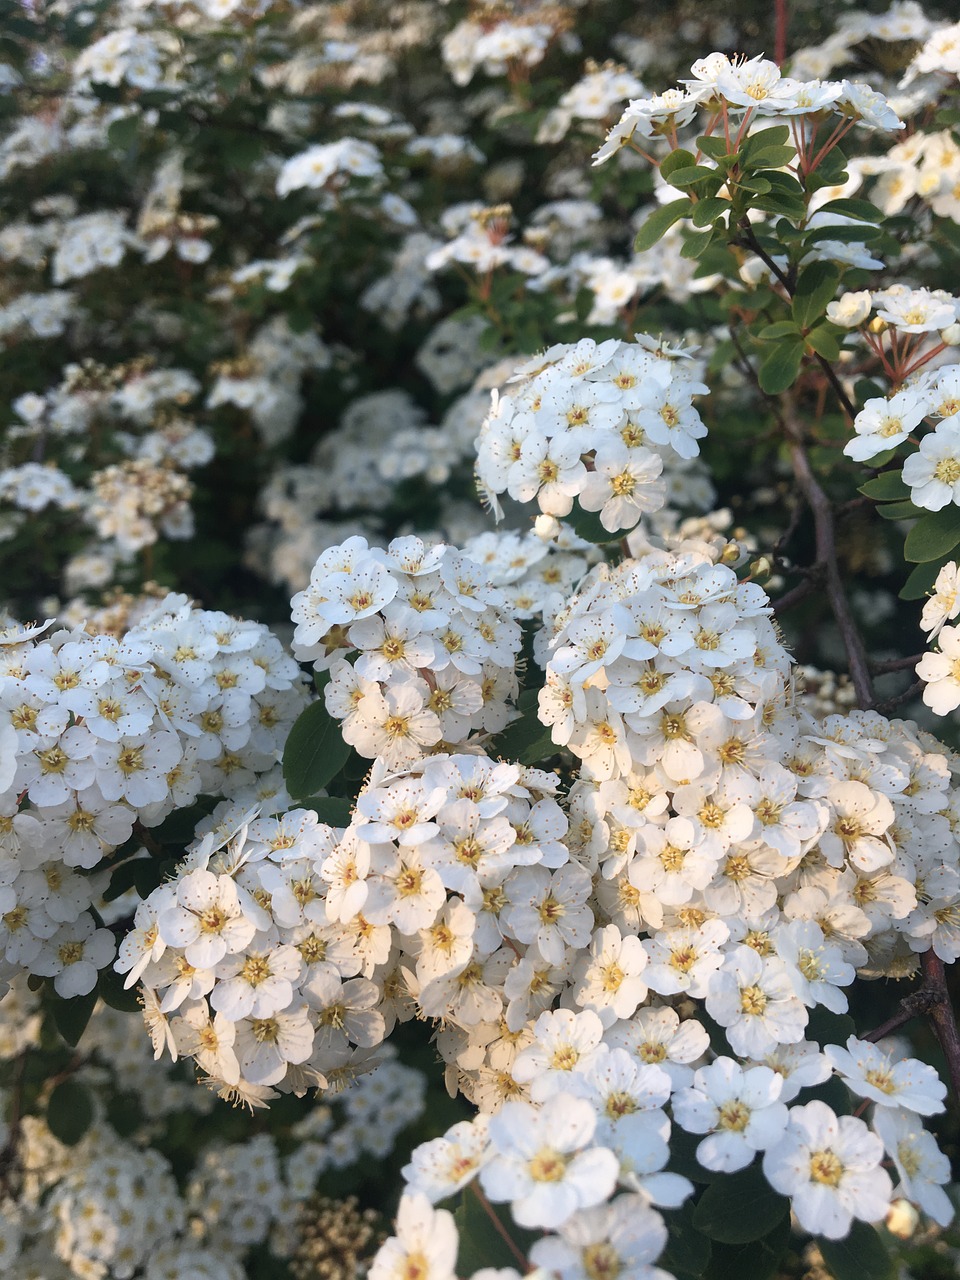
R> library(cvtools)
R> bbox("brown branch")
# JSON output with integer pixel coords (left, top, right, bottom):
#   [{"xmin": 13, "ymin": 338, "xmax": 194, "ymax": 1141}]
[
  {"xmin": 782, "ymin": 400, "xmax": 875, "ymax": 708},
  {"xmin": 874, "ymin": 679, "xmax": 924, "ymax": 715},
  {"xmin": 924, "ymin": 951, "xmax": 960, "ymax": 1100},
  {"xmin": 771, "ymin": 574, "xmax": 821, "ymax": 616},
  {"xmin": 869, "ymin": 654, "xmax": 924, "ymax": 674},
  {"xmin": 865, "ymin": 952, "xmax": 960, "ymax": 1100},
  {"xmin": 470, "ymin": 1183, "xmax": 530, "ymax": 1272}
]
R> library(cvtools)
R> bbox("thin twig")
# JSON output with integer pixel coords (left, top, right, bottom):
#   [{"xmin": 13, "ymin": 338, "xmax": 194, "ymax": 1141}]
[
  {"xmin": 869, "ymin": 654, "xmax": 924, "ymax": 674},
  {"xmin": 924, "ymin": 951, "xmax": 960, "ymax": 1100},
  {"xmin": 865, "ymin": 953, "xmax": 960, "ymax": 1100},
  {"xmin": 781, "ymin": 399, "xmax": 875, "ymax": 708},
  {"xmin": 771, "ymin": 574, "xmax": 821, "ymax": 615},
  {"xmin": 874, "ymin": 678, "xmax": 924, "ymax": 715},
  {"xmin": 471, "ymin": 1183, "xmax": 530, "ymax": 1272}
]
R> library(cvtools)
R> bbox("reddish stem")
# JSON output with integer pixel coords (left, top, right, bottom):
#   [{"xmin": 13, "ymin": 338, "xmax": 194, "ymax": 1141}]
[{"xmin": 774, "ymin": 0, "xmax": 789, "ymax": 67}]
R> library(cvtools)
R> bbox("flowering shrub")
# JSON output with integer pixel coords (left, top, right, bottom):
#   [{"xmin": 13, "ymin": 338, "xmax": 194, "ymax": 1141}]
[{"xmin": 3, "ymin": 2, "xmax": 960, "ymax": 1279}]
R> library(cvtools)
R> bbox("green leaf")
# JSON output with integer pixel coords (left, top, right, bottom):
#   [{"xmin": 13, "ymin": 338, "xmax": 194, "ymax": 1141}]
[
  {"xmin": 741, "ymin": 125, "xmax": 790, "ymax": 159},
  {"xmin": 704, "ymin": 1217, "xmax": 791, "ymax": 1280},
  {"xmin": 634, "ymin": 199, "xmax": 691, "ymax": 252},
  {"xmin": 660, "ymin": 148, "xmax": 697, "ymax": 182},
  {"xmin": 680, "ymin": 228, "xmax": 716, "ymax": 260},
  {"xmin": 875, "ymin": 499, "xmax": 921, "ymax": 521},
  {"xmin": 903, "ymin": 506, "xmax": 960, "ymax": 563},
  {"xmin": 752, "ymin": 190, "xmax": 808, "ymax": 220},
  {"xmin": 736, "ymin": 174, "xmax": 772, "ymax": 195},
  {"xmin": 758, "ymin": 339, "xmax": 804, "ymax": 394},
  {"xmin": 281, "ymin": 698, "xmax": 352, "ymax": 799},
  {"xmin": 691, "ymin": 197, "xmax": 729, "ymax": 228},
  {"xmin": 692, "ymin": 1162, "xmax": 790, "ymax": 1243},
  {"xmin": 300, "ymin": 796, "xmax": 354, "ymax": 826},
  {"xmin": 49, "ymin": 989, "xmax": 98, "ymax": 1048},
  {"xmin": 697, "ymin": 135, "xmax": 732, "ymax": 161},
  {"xmin": 803, "ymin": 223, "xmax": 882, "ymax": 245},
  {"xmin": 103, "ymin": 854, "xmax": 173, "ymax": 903},
  {"xmin": 47, "ymin": 1079, "xmax": 94, "ymax": 1146},
  {"xmin": 492, "ymin": 690, "xmax": 555, "ymax": 767},
  {"xmin": 667, "ymin": 164, "xmax": 721, "ymax": 189},
  {"xmin": 106, "ymin": 114, "xmax": 139, "ymax": 150},
  {"xmin": 792, "ymin": 261, "xmax": 841, "ymax": 330},
  {"xmin": 454, "ymin": 1185, "xmax": 534, "ymax": 1274},
  {"xmin": 858, "ymin": 472, "xmax": 910, "ymax": 501},
  {"xmin": 815, "ymin": 198, "xmax": 883, "ymax": 223},
  {"xmin": 758, "ymin": 321, "xmax": 801, "ymax": 341},
  {"xmin": 901, "ymin": 560, "xmax": 943, "ymax": 600},
  {"xmin": 804, "ymin": 322, "xmax": 843, "ymax": 361},
  {"xmin": 743, "ymin": 144, "xmax": 796, "ymax": 169},
  {"xmin": 97, "ymin": 966, "xmax": 143, "ymax": 1014},
  {"xmin": 660, "ymin": 1202, "xmax": 712, "ymax": 1280},
  {"xmin": 818, "ymin": 1222, "xmax": 895, "ymax": 1280}
]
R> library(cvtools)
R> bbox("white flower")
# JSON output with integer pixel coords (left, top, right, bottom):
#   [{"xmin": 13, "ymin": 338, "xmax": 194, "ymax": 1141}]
[
  {"xmin": 872, "ymin": 1107, "xmax": 954, "ymax": 1227},
  {"xmin": 529, "ymin": 1193, "xmax": 668, "ymax": 1280},
  {"xmin": 480, "ymin": 1093, "xmax": 619, "ymax": 1229},
  {"xmin": 578, "ymin": 442, "xmax": 665, "ymax": 532},
  {"xmin": 917, "ymin": 625, "xmax": 960, "ymax": 715},
  {"xmin": 825, "ymin": 1036, "xmax": 947, "ymax": 1115},
  {"xmin": 401, "ymin": 1116, "xmax": 492, "ymax": 1203},
  {"xmin": 674, "ymin": 1057, "xmax": 789, "ymax": 1173},
  {"xmin": 762, "ymin": 1100, "xmax": 893, "ymax": 1238},
  {"xmin": 843, "ymin": 390, "xmax": 929, "ymax": 462},
  {"xmin": 370, "ymin": 1193, "xmax": 458, "ymax": 1280},
  {"xmin": 920, "ymin": 562, "xmax": 960, "ymax": 638},
  {"xmin": 826, "ymin": 292, "xmax": 872, "ymax": 328},
  {"xmin": 902, "ymin": 420, "xmax": 960, "ymax": 510},
  {"xmin": 706, "ymin": 946, "xmax": 807, "ymax": 1058}
]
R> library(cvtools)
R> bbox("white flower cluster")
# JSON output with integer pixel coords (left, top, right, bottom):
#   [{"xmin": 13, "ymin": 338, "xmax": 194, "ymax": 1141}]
[
  {"xmin": 539, "ymin": 543, "xmax": 960, "ymax": 971},
  {"xmin": 48, "ymin": 1129, "xmax": 188, "ymax": 1278},
  {"xmin": 425, "ymin": 204, "xmax": 549, "ymax": 278},
  {"xmin": 206, "ymin": 316, "xmax": 331, "ymax": 446},
  {"xmin": 122, "ymin": 755, "xmax": 569, "ymax": 1104},
  {"xmin": 276, "ymin": 138, "xmax": 384, "ymax": 197},
  {"xmin": 378, "ymin": 1026, "xmax": 949, "ymax": 1277},
  {"xmin": 51, "ymin": 211, "xmax": 136, "ymax": 284},
  {"xmin": 537, "ymin": 63, "xmax": 647, "ymax": 144},
  {"xmin": 291, "ymin": 535, "xmax": 523, "ymax": 764},
  {"xmin": 475, "ymin": 336, "xmax": 707, "ymax": 530},
  {"xmin": 841, "ymin": 337, "xmax": 960, "ymax": 508},
  {"xmin": 441, "ymin": 13, "xmax": 558, "ymax": 87},
  {"xmin": 0, "ymin": 972, "xmax": 426, "ymax": 1277},
  {"xmin": 72, "ymin": 28, "xmax": 171, "ymax": 90},
  {"xmin": 0, "ymin": 289, "xmax": 76, "ymax": 343},
  {"xmin": 0, "ymin": 599, "xmax": 306, "ymax": 996},
  {"xmin": 595, "ymin": 52, "xmax": 904, "ymax": 166}
]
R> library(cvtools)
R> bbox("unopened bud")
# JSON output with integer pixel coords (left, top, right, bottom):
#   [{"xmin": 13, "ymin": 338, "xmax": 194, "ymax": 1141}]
[
  {"xmin": 940, "ymin": 322, "xmax": 960, "ymax": 346},
  {"xmin": 749, "ymin": 555, "xmax": 773, "ymax": 580},
  {"xmin": 534, "ymin": 514, "xmax": 561, "ymax": 541},
  {"xmin": 885, "ymin": 1198, "xmax": 919, "ymax": 1239}
]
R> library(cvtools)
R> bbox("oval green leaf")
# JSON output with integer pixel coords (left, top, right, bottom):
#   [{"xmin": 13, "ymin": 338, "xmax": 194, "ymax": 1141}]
[
  {"xmin": 281, "ymin": 697, "xmax": 352, "ymax": 799},
  {"xmin": 692, "ymin": 1162, "xmax": 790, "ymax": 1243},
  {"xmin": 903, "ymin": 506, "xmax": 960, "ymax": 563},
  {"xmin": 47, "ymin": 1078, "xmax": 94, "ymax": 1146},
  {"xmin": 817, "ymin": 1222, "xmax": 895, "ymax": 1280}
]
